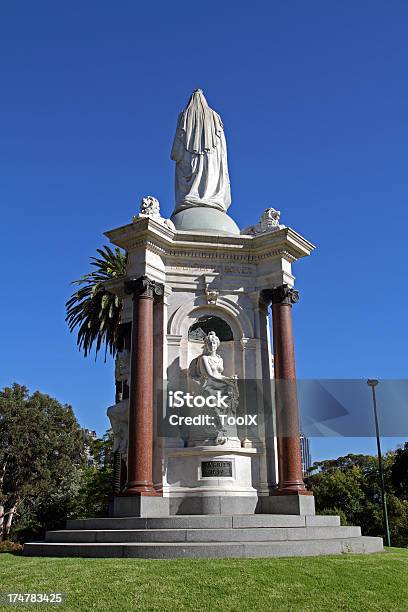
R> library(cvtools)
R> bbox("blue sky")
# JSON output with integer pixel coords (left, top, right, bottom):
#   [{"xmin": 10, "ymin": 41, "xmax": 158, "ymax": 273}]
[{"xmin": 1, "ymin": 1, "xmax": 407, "ymax": 462}]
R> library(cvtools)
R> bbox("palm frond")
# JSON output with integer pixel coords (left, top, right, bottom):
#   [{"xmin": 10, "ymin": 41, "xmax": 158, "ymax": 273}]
[{"xmin": 65, "ymin": 245, "xmax": 127, "ymax": 359}]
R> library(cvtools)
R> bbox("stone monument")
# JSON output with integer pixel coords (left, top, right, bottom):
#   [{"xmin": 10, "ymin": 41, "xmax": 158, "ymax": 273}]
[
  {"xmin": 103, "ymin": 89, "xmax": 316, "ymax": 516},
  {"xmin": 25, "ymin": 90, "xmax": 383, "ymax": 557}
]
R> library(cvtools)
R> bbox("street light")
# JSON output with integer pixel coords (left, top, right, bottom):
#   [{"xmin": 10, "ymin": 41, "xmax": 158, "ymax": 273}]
[{"xmin": 367, "ymin": 379, "xmax": 391, "ymax": 547}]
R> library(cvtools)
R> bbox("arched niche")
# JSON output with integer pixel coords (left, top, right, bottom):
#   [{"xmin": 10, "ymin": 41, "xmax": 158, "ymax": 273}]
[
  {"xmin": 186, "ymin": 312, "xmax": 236, "ymax": 384},
  {"xmin": 187, "ymin": 314, "xmax": 236, "ymax": 382},
  {"xmin": 168, "ymin": 295, "xmax": 254, "ymax": 340},
  {"xmin": 167, "ymin": 297, "xmax": 255, "ymax": 383},
  {"xmin": 169, "ymin": 307, "xmax": 240, "ymax": 381},
  {"xmin": 188, "ymin": 315, "xmax": 234, "ymax": 342}
]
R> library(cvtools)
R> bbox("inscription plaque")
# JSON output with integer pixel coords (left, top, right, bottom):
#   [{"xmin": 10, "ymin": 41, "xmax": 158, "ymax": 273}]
[{"xmin": 201, "ymin": 460, "xmax": 233, "ymax": 478}]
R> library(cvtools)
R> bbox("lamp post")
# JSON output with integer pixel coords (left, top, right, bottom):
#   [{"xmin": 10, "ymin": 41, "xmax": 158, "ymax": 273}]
[{"xmin": 367, "ymin": 379, "xmax": 391, "ymax": 547}]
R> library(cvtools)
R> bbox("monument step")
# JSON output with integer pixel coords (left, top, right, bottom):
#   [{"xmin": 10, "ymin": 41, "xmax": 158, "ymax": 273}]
[
  {"xmin": 66, "ymin": 514, "xmax": 340, "ymax": 531},
  {"xmin": 24, "ymin": 536, "xmax": 383, "ymax": 559},
  {"xmin": 45, "ymin": 525, "xmax": 361, "ymax": 544}
]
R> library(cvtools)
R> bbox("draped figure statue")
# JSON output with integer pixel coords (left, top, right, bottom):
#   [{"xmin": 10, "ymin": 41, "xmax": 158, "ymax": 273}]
[
  {"xmin": 171, "ymin": 89, "xmax": 232, "ymax": 213},
  {"xmin": 191, "ymin": 331, "xmax": 239, "ymax": 445}
]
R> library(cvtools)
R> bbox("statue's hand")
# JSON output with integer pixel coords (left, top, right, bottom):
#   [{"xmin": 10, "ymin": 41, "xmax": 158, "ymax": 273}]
[{"xmin": 222, "ymin": 374, "xmax": 237, "ymax": 382}]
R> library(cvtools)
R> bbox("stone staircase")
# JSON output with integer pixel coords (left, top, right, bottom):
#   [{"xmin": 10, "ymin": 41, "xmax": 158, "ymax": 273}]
[{"xmin": 24, "ymin": 515, "xmax": 383, "ymax": 558}]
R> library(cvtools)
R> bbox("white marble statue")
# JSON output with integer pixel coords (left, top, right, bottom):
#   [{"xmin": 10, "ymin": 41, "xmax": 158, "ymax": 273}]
[
  {"xmin": 107, "ymin": 349, "xmax": 130, "ymax": 457},
  {"xmin": 107, "ymin": 400, "xmax": 128, "ymax": 455},
  {"xmin": 171, "ymin": 90, "xmax": 232, "ymax": 213},
  {"xmin": 114, "ymin": 348, "xmax": 130, "ymax": 384},
  {"xmin": 192, "ymin": 331, "xmax": 239, "ymax": 445},
  {"xmin": 134, "ymin": 195, "xmax": 175, "ymax": 230},
  {"xmin": 242, "ymin": 207, "xmax": 285, "ymax": 236}
]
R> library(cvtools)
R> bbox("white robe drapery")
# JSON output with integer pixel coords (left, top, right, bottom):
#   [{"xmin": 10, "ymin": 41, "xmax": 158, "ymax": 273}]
[{"xmin": 171, "ymin": 90, "xmax": 232, "ymax": 213}]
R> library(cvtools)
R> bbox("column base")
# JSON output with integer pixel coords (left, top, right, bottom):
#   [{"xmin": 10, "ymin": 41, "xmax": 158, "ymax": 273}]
[
  {"xmin": 259, "ymin": 493, "xmax": 315, "ymax": 515},
  {"xmin": 123, "ymin": 481, "xmax": 158, "ymax": 496},
  {"xmin": 112, "ymin": 495, "xmax": 170, "ymax": 517},
  {"xmin": 122, "ymin": 488, "xmax": 158, "ymax": 497},
  {"xmin": 272, "ymin": 488, "xmax": 313, "ymax": 496}
]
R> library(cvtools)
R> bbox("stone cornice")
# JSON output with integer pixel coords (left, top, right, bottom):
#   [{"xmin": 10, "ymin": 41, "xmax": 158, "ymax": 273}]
[
  {"xmin": 104, "ymin": 219, "xmax": 315, "ymax": 265},
  {"xmin": 251, "ymin": 227, "xmax": 315, "ymax": 259}
]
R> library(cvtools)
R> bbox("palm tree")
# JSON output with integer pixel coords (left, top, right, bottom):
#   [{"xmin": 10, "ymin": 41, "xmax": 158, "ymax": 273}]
[{"xmin": 65, "ymin": 245, "xmax": 127, "ymax": 359}]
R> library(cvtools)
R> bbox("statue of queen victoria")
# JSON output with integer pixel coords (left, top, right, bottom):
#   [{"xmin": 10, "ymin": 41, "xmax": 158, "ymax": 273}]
[{"xmin": 171, "ymin": 89, "xmax": 232, "ymax": 213}]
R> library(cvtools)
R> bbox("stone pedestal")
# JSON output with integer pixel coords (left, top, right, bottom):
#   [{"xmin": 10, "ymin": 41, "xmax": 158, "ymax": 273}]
[
  {"xmin": 105, "ymin": 214, "xmax": 316, "ymax": 515},
  {"xmin": 259, "ymin": 494, "xmax": 315, "ymax": 515},
  {"xmin": 163, "ymin": 445, "xmax": 258, "ymax": 515},
  {"xmin": 112, "ymin": 495, "xmax": 169, "ymax": 518},
  {"xmin": 24, "ymin": 203, "xmax": 385, "ymax": 556}
]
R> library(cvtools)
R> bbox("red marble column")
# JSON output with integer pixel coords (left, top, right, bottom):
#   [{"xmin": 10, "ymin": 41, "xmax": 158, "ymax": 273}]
[
  {"xmin": 268, "ymin": 285, "xmax": 310, "ymax": 496},
  {"xmin": 124, "ymin": 276, "xmax": 163, "ymax": 496}
]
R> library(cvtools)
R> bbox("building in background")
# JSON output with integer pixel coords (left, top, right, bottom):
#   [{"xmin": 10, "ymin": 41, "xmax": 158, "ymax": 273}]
[
  {"xmin": 82, "ymin": 428, "xmax": 98, "ymax": 466},
  {"xmin": 300, "ymin": 434, "xmax": 312, "ymax": 475}
]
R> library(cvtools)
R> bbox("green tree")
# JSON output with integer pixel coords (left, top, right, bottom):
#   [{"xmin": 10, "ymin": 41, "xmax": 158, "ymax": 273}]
[
  {"xmin": 306, "ymin": 452, "xmax": 408, "ymax": 547},
  {"xmin": 0, "ymin": 384, "xmax": 85, "ymax": 541},
  {"xmin": 65, "ymin": 245, "xmax": 127, "ymax": 359},
  {"xmin": 70, "ymin": 431, "xmax": 114, "ymax": 519},
  {"xmin": 392, "ymin": 442, "xmax": 408, "ymax": 499}
]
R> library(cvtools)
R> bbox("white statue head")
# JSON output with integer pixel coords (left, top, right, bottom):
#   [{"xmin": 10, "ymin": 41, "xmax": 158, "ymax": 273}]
[
  {"xmin": 204, "ymin": 331, "xmax": 220, "ymax": 353},
  {"xmin": 260, "ymin": 207, "xmax": 280, "ymax": 228},
  {"xmin": 140, "ymin": 195, "xmax": 160, "ymax": 217}
]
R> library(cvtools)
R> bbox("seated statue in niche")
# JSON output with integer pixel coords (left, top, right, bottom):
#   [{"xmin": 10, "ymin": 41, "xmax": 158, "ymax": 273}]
[
  {"xmin": 107, "ymin": 349, "xmax": 130, "ymax": 458},
  {"xmin": 191, "ymin": 331, "xmax": 239, "ymax": 445}
]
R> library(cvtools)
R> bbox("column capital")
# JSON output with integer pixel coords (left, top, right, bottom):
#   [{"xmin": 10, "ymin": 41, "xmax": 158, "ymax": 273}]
[
  {"xmin": 263, "ymin": 284, "xmax": 299, "ymax": 306},
  {"xmin": 124, "ymin": 276, "xmax": 164, "ymax": 300}
]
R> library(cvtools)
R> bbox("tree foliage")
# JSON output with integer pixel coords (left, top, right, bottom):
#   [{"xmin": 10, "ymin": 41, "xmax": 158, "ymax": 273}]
[
  {"xmin": 0, "ymin": 383, "xmax": 117, "ymax": 543},
  {"xmin": 306, "ymin": 451, "xmax": 408, "ymax": 547},
  {"xmin": 65, "ymin": 245, "xmax": 127, "ymax": 359},
  {"xmin": 0, "ymin": 384, "xmax": 85, "ymax": 541},
  {"xmin": 70, "ymin": 431, "xmax": 114, "ymax": 519},
  {"xmin": 392, "ymin": 442, "xmax": 408, "ymax": 500}
]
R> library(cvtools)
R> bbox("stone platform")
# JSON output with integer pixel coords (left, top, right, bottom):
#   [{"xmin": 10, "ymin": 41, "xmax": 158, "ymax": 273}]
[{"xmin": 24, "ymin": 514, "xmax": 383, "ymax": 558}]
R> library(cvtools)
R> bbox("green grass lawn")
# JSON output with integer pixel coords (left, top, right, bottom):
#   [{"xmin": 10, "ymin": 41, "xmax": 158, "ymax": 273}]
[{"xmin": 0, "ymin": 549, "xmax": 407, "ymax": 611}]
